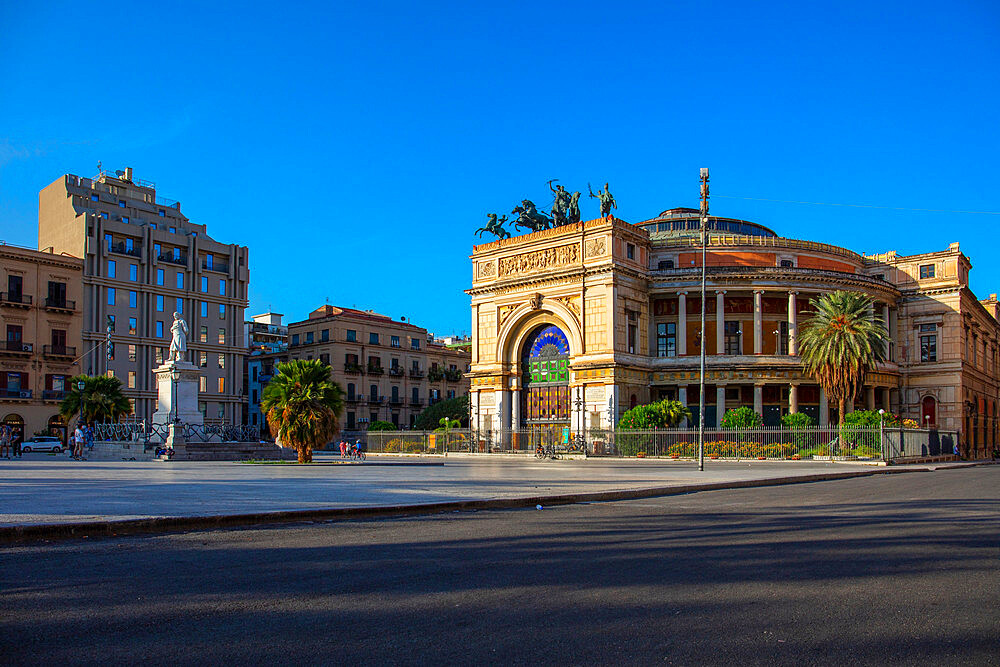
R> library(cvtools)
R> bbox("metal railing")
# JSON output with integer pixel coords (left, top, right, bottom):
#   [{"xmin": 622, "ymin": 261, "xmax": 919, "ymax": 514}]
[
  {"xmin": 360, "ymin": 426, "xmax": 959, "ymax": 461},
  {"xmin": 0, "ymin": 388, "xmax": 32, "ymax": 399},
  {"xmin": 42, "ymin": 345, "xmax": 76, "ymax": 356},
  {"xmin": 0, "ymin": 292, "xmax": 31, "ymax": 306},
  {"xmin": 409, "ymin": 369, "xmax": 425, "ymax": 378},
  {"xmin": 42, "ymin": 389, "xmax": 68, "ymax": 400},
  {"xmin": 93, "ymin": 421, "xmax": 261, "ymax": 444},
  {"xmin": 367, "ymin": 365, "xmax": 384, "ymax": 375},
  {"xmin": 157, "ymin": 252, "xmax": 187, "ymax": 266},
  {"xmin": 344, "ymin": 363, "xmax": 363, "ymax": 374},
  {"xmin": 202, "ymin": 260, "xmax": 229, "ymax": 273},
  {"xmin": 388, "ymin": 367, "xmax": 404, "ymax": 376},
  {"xmin": 108, "ymin": 242, "xmax": 142, "ymax": 257},
  {"xmin": 44, "ymin": 297, "xmax": 76, "ymax": 310},
  {"xmin": 2, "ymin": 341, "xmax": 32, "ymax": 353}
]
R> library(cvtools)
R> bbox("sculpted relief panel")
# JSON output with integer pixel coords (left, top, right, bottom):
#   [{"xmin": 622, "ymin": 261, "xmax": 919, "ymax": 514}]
[
  {"xmin": 585, "ymin": 238, "xmax": 606, "ymax": 258},
  {"xmin": 498, "ymin": 244, "xmax": 580, "ymax": 277}
]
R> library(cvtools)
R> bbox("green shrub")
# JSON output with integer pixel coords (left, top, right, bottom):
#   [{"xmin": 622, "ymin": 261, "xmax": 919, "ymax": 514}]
[
  {"xmin": 720, "ymin": 407, "xmax": 763, "ymax": 429},
  {"xmin": 619, "ymin": 399, "xmax": 692, "ymax": 429},
  {"xmin": 368, "ymin": 420, "xmax": 396, "ymax": 431}
]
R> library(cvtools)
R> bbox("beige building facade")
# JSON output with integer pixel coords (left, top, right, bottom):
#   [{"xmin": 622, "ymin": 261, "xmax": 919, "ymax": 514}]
[
  {"xmin": 287, "ymin": 305, "xmax": 470, "ymax": 430},
  {"xmin": 38, "ymin": 168, "xmax": 250, "ymax": 424},
  {"xmin": 469, "ymin": 210, "xmax": 999, "ymax": 457},
  {"xmin": 0, "ymin": 243, "xmax": 84, "ymax": 445}
]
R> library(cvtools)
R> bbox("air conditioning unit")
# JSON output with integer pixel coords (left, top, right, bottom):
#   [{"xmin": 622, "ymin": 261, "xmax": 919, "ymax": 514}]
[
  {"xmin": 19, "ymin": 391, "xmax": 30, "ymax": 398},
  {"xmin": 21, "ymin": 344, "xmax": 32, "ymax": 352}
]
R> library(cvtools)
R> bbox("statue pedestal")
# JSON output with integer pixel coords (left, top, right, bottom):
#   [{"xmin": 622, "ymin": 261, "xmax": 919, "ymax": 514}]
[{"xmin": 152, "ymin": 360, "xmax": 203, "ymax": 425}]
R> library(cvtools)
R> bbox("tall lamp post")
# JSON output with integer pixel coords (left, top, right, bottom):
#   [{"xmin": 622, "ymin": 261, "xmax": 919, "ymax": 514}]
[{"xmin": 697, "ymin": 168, "xmax": 710, "ymax": 472}]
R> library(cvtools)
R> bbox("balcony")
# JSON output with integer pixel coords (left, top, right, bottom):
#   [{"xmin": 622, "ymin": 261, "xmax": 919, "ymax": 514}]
[
  {"xmin": 388, "ymin": 367, "xmax": 404, "ymax": 377},
  {"xmin": 409, "ymin": 398, "xmax": 424, "ymax": 407},
  {"xmin": 444, "ymin": 369, "xmax": 463, "ymax": 382},
  {"xmin": 202, "ymin": 260, "xmax": 229, "ymax": 274},
  {"xmin": 369, "ymin": 395, "xmax": 385, "ymax": 405},
  {"xmin": 42, "ymin": 345, "xmax": 76, "ymax": 358},
  {"xmin": 344, "ymin": 362, "xmax": 363, "ymax": 375},
  {"xmin": 42, "ymin": 389, "xmax": 68, "ymax": 401},
  {"xmin": 0, "ymin": 341, "xmax": 33, "ymax": 356},
  {"xmin": 44, "ymin": 298, "xmax": 76, "ymax": 312},
  {"xmin": 108, "ymin": 241, "xmax": 142, "ymax": 258},
  {"xmin": 345, "ymin": 395, "xmax": 366, "ymax": 404},
  {"xmin": 366, "ymin": 364, "xmax": 384, "ymax": 376},
  {"xmin": 0, "ymin": 388, "xmax": 32, "ymax": 400},
  {"xmin": 0, "ymin": 293, "xmax": 32, "ymax": 308},
  {"xmin": 409, "ymin": 369, "xmax": 425, "ymax": 379},
  {"xmin": 427, "ymin": 369, "xmax": 445, "ymax": 383},
  {"xmin": 388, "ymin": 396, "xmax": 404, "ymax": 407},
  {"xmin": 158, "ymin": 252, "xmax": 188, "ymax": 266}
]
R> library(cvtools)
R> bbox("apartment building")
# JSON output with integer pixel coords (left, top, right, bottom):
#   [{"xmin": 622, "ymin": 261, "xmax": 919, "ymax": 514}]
[
  {"xmin": 287, "ymin": 305, "xmax": 470, "ymax": 429},
  {"xmin": 245, "ymin": 312, "xmax": 289, "ymax": 428},
  {"xmin": 0, "ymin": 243, "xmax": 83, "ymax": 444},
  {"xmin": 38, "ymin": 168, "xmax": 250, "ymax": 424}
]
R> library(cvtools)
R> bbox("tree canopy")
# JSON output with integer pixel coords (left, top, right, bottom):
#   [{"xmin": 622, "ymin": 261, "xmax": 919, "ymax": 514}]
[
  {"xmin": 261, "ymin": 359, "xmax": 344, "ymax": 463},
  {"xmin": 618, "ymin": 399, "xmax": 692, "ymax": 429},
  {"xmin": 414, "ymin": 395, "xmax": 469, "ymax": 430},
  {"xmin": 59, "ymin": 375, "xmax": 131, "ymax": 425}
]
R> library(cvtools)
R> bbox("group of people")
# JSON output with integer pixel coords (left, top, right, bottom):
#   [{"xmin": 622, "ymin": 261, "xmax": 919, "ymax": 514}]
[
  {"xmin": 0, "ymin": 424, "xmax": 21, "ymax": 459},
  {"xmin": 338, "ymin": 439, "xmax": 363, "ymax": 459},
  {"xmin": 70, "ymin": 423, "xmax": 95, "ymax": 460}
]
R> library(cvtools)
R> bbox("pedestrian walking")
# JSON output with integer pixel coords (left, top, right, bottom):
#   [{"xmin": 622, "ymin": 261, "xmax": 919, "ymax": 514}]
[
  {"xmin": 339, "ymin": 440, "xmax": 347, "ymax": 458},
  {"xmin": 0, "ymin": 425, "xmax": 10, "ymax": 460},
  {"xmin": 84, "ymin": 423, "xmax": 95, "ymax": 453},
  {"xmin": 11, "ymin": 428, "xmax": 21, "ymax": 458},
  {"xmin": 72, "ymin": 425, "xmax": 85, "ymax": 460}
]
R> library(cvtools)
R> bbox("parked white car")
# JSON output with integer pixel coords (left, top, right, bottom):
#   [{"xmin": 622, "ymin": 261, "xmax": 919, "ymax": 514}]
[{"xmin": 20, "ymin": 435, "xmax": 65, "ymax": 453}]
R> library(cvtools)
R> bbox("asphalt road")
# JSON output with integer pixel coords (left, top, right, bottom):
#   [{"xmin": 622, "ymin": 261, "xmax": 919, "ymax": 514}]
[{"xmin": 2, "ymin": 468, "xmax": 998, "ymax": 665}]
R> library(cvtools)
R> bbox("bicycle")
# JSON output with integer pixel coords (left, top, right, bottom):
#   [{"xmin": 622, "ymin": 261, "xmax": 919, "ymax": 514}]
[
  {"xmin": 534, "ymin": 444, "xmax": 557, "ymax": 460},
  {"xmin": 351, "ymin": 446, "xmax": 366, "ymax": 461}
]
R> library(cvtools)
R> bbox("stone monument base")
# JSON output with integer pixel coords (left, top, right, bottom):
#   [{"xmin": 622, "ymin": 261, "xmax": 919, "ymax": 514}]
[{"xmin": 151, "ymin": 360, "xmax": 203, "ymax": 425}]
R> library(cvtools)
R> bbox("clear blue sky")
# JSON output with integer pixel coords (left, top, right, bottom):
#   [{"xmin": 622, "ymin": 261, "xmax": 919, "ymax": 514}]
[{"xmin": 2, "ymin": 1, "xmax": 998, "ymax": 333}]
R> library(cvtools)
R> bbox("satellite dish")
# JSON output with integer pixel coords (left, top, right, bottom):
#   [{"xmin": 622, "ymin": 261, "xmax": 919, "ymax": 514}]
[{"xmin": 115, "ymin": 170, "xmax": 125, "ymax": 177}]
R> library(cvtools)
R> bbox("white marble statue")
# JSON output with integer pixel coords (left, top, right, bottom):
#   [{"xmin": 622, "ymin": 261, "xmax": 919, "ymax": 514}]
[{"xmin": 168, "ymin": 312, "xmax": 189, "ymax": 362}]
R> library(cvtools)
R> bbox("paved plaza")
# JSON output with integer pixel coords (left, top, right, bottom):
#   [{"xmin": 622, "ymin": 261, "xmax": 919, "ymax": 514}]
[{"xmin": 0, "ymin": 453, "xmax": 974, "ymax": 528}]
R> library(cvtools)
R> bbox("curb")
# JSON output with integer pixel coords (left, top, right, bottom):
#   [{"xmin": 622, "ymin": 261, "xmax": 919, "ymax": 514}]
[{"xmin": 0, "ymin": 466, "xmax": 952, "ymax": 545}]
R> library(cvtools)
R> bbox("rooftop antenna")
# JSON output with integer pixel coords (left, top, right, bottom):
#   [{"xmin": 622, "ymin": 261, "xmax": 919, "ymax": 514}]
[{"xmin": 96, "ymin": 160, "xmax": 102, "ymax": 174}]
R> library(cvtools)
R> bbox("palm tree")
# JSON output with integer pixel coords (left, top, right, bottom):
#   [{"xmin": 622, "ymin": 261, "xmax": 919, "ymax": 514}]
[
  {"xmin": 657, "ymin": 399, "xmax": 693, "ymax": 428},
  {"xmin": 59, "ymin": 375, "xmax": 131, "ymax": 425},
  {"xmin": 261, "ymin": 359, "xmax": 344, "ymax": 463},
  {"xmin": 797, "ymin": 291, "xmax": 889, "ymax": 428}
]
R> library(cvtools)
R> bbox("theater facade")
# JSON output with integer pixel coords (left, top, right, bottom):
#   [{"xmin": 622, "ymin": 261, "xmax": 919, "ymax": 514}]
[{"xmin": 468, "ymin": 208, "xmax": 1000, "ymax": 456}]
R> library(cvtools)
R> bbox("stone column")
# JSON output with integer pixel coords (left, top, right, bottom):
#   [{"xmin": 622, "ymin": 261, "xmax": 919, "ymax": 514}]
[
  {"xmin": 820, "ymin": 388, "xmax": 829, "ymax": 426},
  {"xmin": 716, "ymin": 385, "xmax": 727, "ymax": 426},
  {"xmin": 716, "ymin": 290, "xmax": 726, "ymax": 355},
  {"xmin": 753, "ymin": 384, "xmax": 764, "ymax": 416},
  {"xmin": 882, "ymin": 387, "xmax": 891, "ymax": 412},
  {"xmin": 789, "ymin": 383, "xmax": 799, "ymax": 414},
  {"xmin": 753, "ymin": 290, "xmax": 763, "ymax": 355},
  {"xmin": 788, "ymin": 291, "xmax": 798, "ymax": 356},
  {"xmin": 510, "ymin": 388, "xmax": 520, "ymax": 431},
  {"xmin": 677, "ymin": 292, "xmax": 687, "ymax": 355},
  {"xmin": 678, "ymin": 385, "xmax": 688, "ymax": 427},
  {"xmin": 866, "ymin": 386, "xmax": 876, "ymax": 410}
]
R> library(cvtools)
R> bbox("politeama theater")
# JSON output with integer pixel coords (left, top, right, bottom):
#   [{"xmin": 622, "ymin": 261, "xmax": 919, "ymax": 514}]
[{"xmin": 468, "ymin": 208, "xmax": 1000, "ymax": 456}]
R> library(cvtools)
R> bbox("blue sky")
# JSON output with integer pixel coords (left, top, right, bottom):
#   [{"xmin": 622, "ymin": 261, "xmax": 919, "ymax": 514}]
[{"xmin": 2, "ymin": 1, "xmax": 998, "ymax": 334}]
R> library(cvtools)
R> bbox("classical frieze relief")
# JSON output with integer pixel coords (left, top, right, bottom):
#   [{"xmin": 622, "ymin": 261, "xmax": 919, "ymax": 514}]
[{"xmin": 498, "ymin": 244, "xmax": 580, "ymax": 277}]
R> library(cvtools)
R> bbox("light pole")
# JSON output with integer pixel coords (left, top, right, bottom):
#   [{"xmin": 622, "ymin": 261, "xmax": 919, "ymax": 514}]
[
  {"xmin": 698, "ymin": 168, "xmax": 709, "ymax": 472},
  {"xmin": 878, "ymin": 408, "xmax": 886, "ymax": 461},
  {"xmin": 171, "ymin": 369, "xmax": 180, "ymax": 424}
]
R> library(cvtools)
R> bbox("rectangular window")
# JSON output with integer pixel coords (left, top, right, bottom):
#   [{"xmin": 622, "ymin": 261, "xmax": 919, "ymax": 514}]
[
  {"xmin": 919, "ymin": 264, "xmax": 935, "ymax": 279},
  {"xmin": 724, "ymin": 321, "xmax": 741, "ymax": 355},
  {"xmin": 218, "ymin": 354, "xmax": 225, "ymax": 369},
  {"xmin": 128, "ymin": 317, "xmax": 137, "ymax": 335},
  {"xmin": 129, "ymin": 264, "xmax": 137, "ymax": 281},
  {"xmin": 201, "ymin": 301, "xmax": 208, "ymax": 317},
  {"xmin": 369, "ymin": 332, "xmax": 379, "ymax": 345},
  {"xmin": 206, "ymin": 254, "xmax": 213, "ymax": 270},
  {"xmin": 128, "ymin": 344, "xmax": 136, "ymax": 362},
  {"xmin": 777, "ymin": 321, "xmax": 789, "ymax": 355},
  {"xmin": 158, "ymin": 209, "xmax": 165, "ymax": 217},
  {"xmin": 200, "ymin": 351, "xmax": 208, "ymax": 367},
  {"xmin": 105, "ymin": 234, "xmax": 113, "ymax": 251},
  {"xmin": 291, "ymin": 333, "xmax": 300, "ymax": 345},
  {"xmin": 119, "ymin": 200, "xmax": 126, "ymax": 208},
  {"xmin": 199, "ymin": 376, "xmax": 207, "ymax": 392},
  {"xmin": 391, "ymin": 335, "xmax": 400, "ymax": 348},
  {"xmin": 920, "ymin": 334, "xmax": 937, "ymax": 362},
  {"xmin": 121, "ymin": 216, "xmax": 129, "ymax": 224},
  {"xmin": 156, "ymin": 295, "xmax": 164, "ymax": 312},
  {"xmin": 626, "ymin": 243, "xmax": 635, "ymax": 260},
  {"xmin": 321, "ymin": 329, "xmax": 329, "ymax": 342},
  {"xmin": 127, "ymin": 371, "xmax": 136, "ymax": 389},
  {"xmin": 169, "ymin": 227, "xmax": 177, "ymax": 234},
  {"xmin": 129, "ymin": 291, "xmax": 137, "ymax": 308},
  {"xmin": 173, "ymin": 247, "xmax": 180, "ymax": 261},
  {"xmin": 156, "ymin": 321, "xmax": 164, "ymax": 338},
  {"xmin": 108, "ymin": 260, "xmax": 116, "ymax": 278},
  {"xmin": 306, "ymin": 331, "xmax": 314, "ymax": 344},
  {"xmin": 176, "ymin": 272, "xmax": 184, "ymax": 289},
  {"xmin": 150, "ymin": 222, "xmax": 157, "ymax": 230},
  {"xmin": 154, "ymin": 243, "xmax": 161, "ymax": 258},
  {"xmin": 218, "ymin": 328, "xmax": 225, "ymax": 344},
  {"xmin": 156, "ymin": 269, "xmax": 164, "ymax": 285},
  {"xmin": 200, "ymin": 326, "xmax": 208, "ymax": 343},
  {"xmin": 91, "ymin": 193, "xmax": 98, "ymax": 202},
  {"xmin": 176, "ymin": 298, "xmax": 183, "ymax": 314},
  {"xmin": 218, "ymin": 303, "xmax": 225, "ymax": 319},
  {"xmin": 411, "ymin": 338, "xmax": 420, "ymax": 350},
  {"xmin": 346, "ymin": 330, "xmax": 357, "ymax": 342},
  {"xmin": 155, "ymin": 347, "xmax": 165, "ymax": 364},
  {"xmin": 219, "ymin": 280, "xmax": 226, "ymax": 296},
  {"xmin": 107, "ymin": 288, "xmax": 115, "ymax": 306},
  {"xmin": 657, "ymin": 322, "xmax": 676, "ymax": 357},
  {"xmin": 201, "ymin": 277, "xmax": 208, "ymax": 293},
  {"xmin": 218, "ymin": 378, "xmax": 225, "ymax": 393}
]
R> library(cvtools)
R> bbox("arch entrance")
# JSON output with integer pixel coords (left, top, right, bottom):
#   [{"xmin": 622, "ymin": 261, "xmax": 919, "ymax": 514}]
[{"xmin": 520, "ymin": 324, "xmax": 570, "ymax": 431}]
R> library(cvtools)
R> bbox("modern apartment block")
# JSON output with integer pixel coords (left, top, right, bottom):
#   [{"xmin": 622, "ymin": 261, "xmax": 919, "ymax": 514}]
[
  {"xmin": 286, "ymin": 305, "xmax": 470, "ymax": 429},
  {"xmin": 245, "ymin": 312, "xmax": 289, "ymax": 428},
  {"xmin": 0, "ymin": 243, "xmax": 83, "ymax": 444},
  {"xmin": 38, "ymin": 168, "xmax": 250, "ymax": 424}
]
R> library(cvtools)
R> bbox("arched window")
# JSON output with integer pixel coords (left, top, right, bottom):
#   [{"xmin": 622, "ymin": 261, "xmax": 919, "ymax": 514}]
[
  {"xmin": 521, "ymin": 325, "xmax": 570, "ymax": 425},
  {"xmin": 921, "ymin": 396, "xmax": 937, "ymax": 427},
  {"xmin": 3, "ymin": 413, "xmax": 24, "ymax": 444}
]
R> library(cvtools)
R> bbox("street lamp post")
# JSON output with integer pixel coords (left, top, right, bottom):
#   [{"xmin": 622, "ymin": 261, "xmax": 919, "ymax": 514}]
[
  {"xmin": 170, "ymin": 369, "xmax": 180, "ymax": 424},
  {"xmin": 697, "ymin": 168, "xmax": 709, "ymax": 472},
  {"xmin": 878, "ymin": 408, "xmax": 887, "ymax": 461}
]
